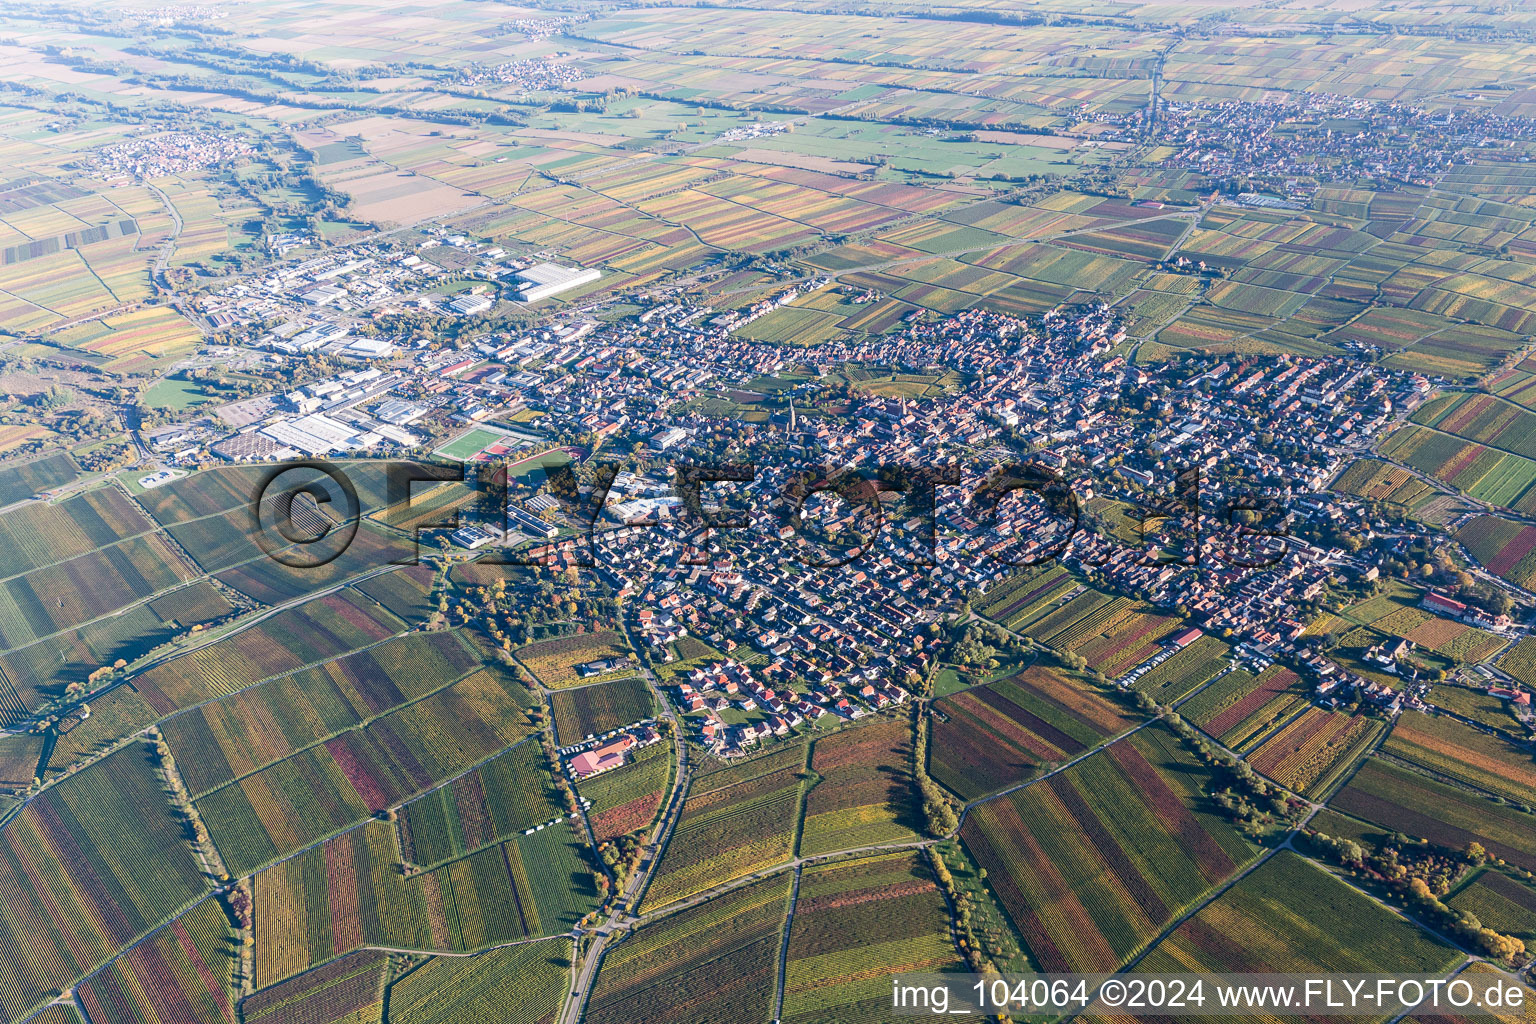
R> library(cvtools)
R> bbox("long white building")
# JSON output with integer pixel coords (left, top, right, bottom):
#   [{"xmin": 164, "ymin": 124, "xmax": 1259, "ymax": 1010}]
[{"xmin": 515, "ymin": 262, "xmax": 600, "ymax": 302}]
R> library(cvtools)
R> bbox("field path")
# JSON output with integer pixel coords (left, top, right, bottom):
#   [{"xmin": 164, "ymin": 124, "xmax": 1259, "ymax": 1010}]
[{"xmin": 772, "ymin": 862, "xmax": 804, "ymax": 1023}]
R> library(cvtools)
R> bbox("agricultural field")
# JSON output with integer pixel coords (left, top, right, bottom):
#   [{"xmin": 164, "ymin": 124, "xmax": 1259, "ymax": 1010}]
[
  {"xmin": 1498, "ymin": 637, "xmax": 1536, "ymax": 689},
  {"xmin": 214, "ymin": 524, "xmax": 417, "ymax": 607},
  {"xmin": 0, "ymin": 451, "xmax": 78, "ymax": 505},
  {"xmin": 1447, "ymin": 871, "xmax": 1536, "ymax": 944},
  {"xmin": 0, "ymin": 532, "xmax": 193, "ymax": 650},
  {"xmin": 1333, "ymin": 581, "xmax": 1505, "ymax": 669},
  {"xmin": 354, "ymin": 565, "xmax": 438, "ymax": 623},
  {"xmin": 195, "ymin": 745, "xmax": 372, "ymax": 878},
  {"xmin": 960, "ymin": 723, "xmax": 1254, "ymax": 972},
  {"xmin": 1132, "ymin": 635, "xmax": 1231, "ymax": 704},
  {"xmin": 643, "ymin": 743, "xmax": 805, "ymax": 910},
  {"xmin": 1372, "ymin": 610, "xmax": 1504, "ymax": 665},
  {"xmin": 1378, "ymin": 324, "xmax": 1524, "ymax": 381},
  {"xmin": 1456, "ymin": 514, "xmax": 1536, "ymax": 590},
  {"xmin": 133, "ymin": 465, "xmax": 272, "ymax": 525},
  {"xmin": 1180, "ymin": 664, "xmax": 1310, "ymax": 750},
  {"xmin": 1332, "ymin": 458, "xmax": 1440, "ymax": 510},
  {"xmin": 131, "ymin": 590, "xmax": 408, "ymax": 714},
  {"xmin": 1330, "ymin": 757, "xmax": 1536, "ymax": 871},
  {"xmin": 1382, "ymin": 711, "xmax": 1536, "ymax": 806},
  {"xmin": 0, "ymin": 485, "xmax": 151, "ymax": 579},
  {"xmin": 587, "ymin": 874, "xmax": 789, "ymax": 1024},
  {"xmin": 162, "ymin": 630, "xmax": 481, "ymax": 797},
  {"xmin": 0, "ymin": 732, "xmax": 41, "ymax": 789},
  {"xmin": 79, "ymin": 897, "xmax": 236, "ymax": 1024},
  {"xmin": 1428, "ymin": 681, "xmax": 1526, "ymax": 731},
  {"xmin": 50, "ymin": 306, "xmax": 202, "ymax": 372},
  {"xmin": 242, "ymin": 949, "xmax": 388, "ymax": 1024},
  {"xmin": 929, "ymin": 664, "xmax": 1136, "ymax": 801},
  {"xmin": 0, "ymin": 742, "xmax": 208, "ymax": 1022},
  {"xmin": 1412, "ymin": 392, "xmax": 1536, "ymax": 463},
  {"xmin": 781, "ymin": 853, "xmax": 963, "ymax": 1024},
  {"xmin": 1019, "ymin": 589, "xmax": 1180, "ymax": 677},
  {"xmin": 25, "ymin": 1009, "xmax": 86, "ymax": 1024},
  {"xmin": 387, "ymin": 938, "xmax": 572, "ymax": 1024},
  {"xmin": 199, "ymin": 665, "xmax": 536, "ymax": 875},
  {"xmin": 579, "ymin": 740, "xmax": 671, "ymax": 841},
  {"xmin": 1401, "ymin": 962, "xmax": 1536, "ymax": 1024},
  {"xmin": 550, "ymin": 676, "xmax": 653, "ymax": 742},
  {"xmin": 799, "ymin": 718, "xmax": 922, "ymax": 856},
  {"xmin": 147, "ymin": 580, "xmax": 236, "ymax": 629},
  {"xmin": 46, "ymin": 685, "xmax": 161, "ymax": 770},
  {"xmin": 254, "ymin": 819, "xmax": 596, "ymax": 986},
  {"xmin": 1127, "ymin": 851, "xmax": 1459, "ymax": 978},
  {"xmin": 1245, "ymin": 707, "xmax": 1384, "ymax": 798},
  {"xmin": 515, "ymin": 629, "xmax": 635, "ymax": 688},
  {"xmin": 975, "ymin": 565, "xmax": 1076, "ymax": 630},
  {"xmin": 1379, "ymin": 423, "xmax": 1536, "ymax": 513},
  {"xmin": 396, "ymin": 738, "xmax": 564, "ymax": 870},
  {"xmin": 0, "ymin": 597, "xmax": 210, "ymax": 722}
]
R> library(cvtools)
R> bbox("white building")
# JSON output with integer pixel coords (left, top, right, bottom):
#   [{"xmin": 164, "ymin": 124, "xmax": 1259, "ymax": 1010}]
[
  {"xmin": 375, "ymin": 399, "xmax": 427, "ymax": 426},
  {"xmin": 259, "ymin": 413, "xmax": 374, "ymax": 456},
  {"xmin": 515, "ymin": 263, "xmax": 600, "ymax": 303},
  {"xmin": 649, "ymin": 427, "xmax": 688, "ymax": 451},
  {"xmin": 300, "ymin": 284, "xmax": 347, "ymax": 306},
  {"xmin": 449, "ymin": 293, "xmax": 493, "ymax": 315}
]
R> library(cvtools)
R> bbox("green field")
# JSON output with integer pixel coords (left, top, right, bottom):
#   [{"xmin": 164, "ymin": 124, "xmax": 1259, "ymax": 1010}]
[
  {"xmin": 1129, "ymin": 851, "xmax": 1459, "ymax": 979},
  {"xmin": 388, "ymin": 937, "xmax": 572, "ymax": 1024},
  {"xmin": 435, "ymin": 427, "xmax": 505, "ymax": 461}
]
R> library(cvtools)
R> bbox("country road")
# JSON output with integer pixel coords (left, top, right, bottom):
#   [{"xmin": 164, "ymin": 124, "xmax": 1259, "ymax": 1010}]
[
  {"xmin": 149, "ymin": 183, "xmax": 183, "ymax": 285},
  {"xmin": 558, "ymin": 586, "xmax": 692, "ymax": 1024}
]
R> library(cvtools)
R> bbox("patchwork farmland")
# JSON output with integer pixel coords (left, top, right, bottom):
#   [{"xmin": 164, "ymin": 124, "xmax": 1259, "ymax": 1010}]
[
  {"xmin": 960, "ymin": 724, "xmax": 1255, "ymax": 972},
  {"xmin": 781, "ymin": 853, "xmax": 963, "ymax": 1024},
  {"xmin": 3, "ymin": 2, "xmax": 1536, "ymax": 1021},
  {"xmin": 929, "ymin": 664, "xmax": 1136, "ymax": 801}
]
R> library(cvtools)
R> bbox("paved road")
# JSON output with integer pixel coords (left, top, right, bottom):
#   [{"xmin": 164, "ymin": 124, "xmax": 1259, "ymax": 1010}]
[
  {"xmin": 559, "ymin": 596, "xmax": 692, "ymax": 1024},
  {"xmin": 149, "ymin": 183, "xmax": 183, "ymax": 286}
]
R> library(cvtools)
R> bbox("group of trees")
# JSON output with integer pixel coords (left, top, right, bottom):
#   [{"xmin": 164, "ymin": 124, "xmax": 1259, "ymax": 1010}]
[
  {"xmin": 914, "ymin": 711, "xmax": 959, "ymax": 836},
  {"xmin": 449, "ymin": 571, "xmax": 623, "ymax": 651},
  {"xmin": 943, "ymin": 619, "xmax": 1031, "ymax": 674},
  {"xmin": 926, "ymin": 847, "xmax": 993, "ymax": 973},
  {"xmin": 595, "ymin": 833, "xmax": 644, "ymax": 892},
  {"xmin": 1166, "ymin": 714, "xmax": 1306, "ymax": 835},
  {"xmin": 1311, "ymin": 830, "xmax": 1527, "ymax": 964}
]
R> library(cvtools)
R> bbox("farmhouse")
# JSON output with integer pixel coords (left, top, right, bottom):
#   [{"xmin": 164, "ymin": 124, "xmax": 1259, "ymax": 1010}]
[
  {"xmin": 568, "ymin": 735, "xmax": 636, "ymax": 778},
  {"xmin": 1167, "ymin": 626, "xmax": 1203, "ymax": 649},
  {"xmin": 1420, "ymin": 591, "xmax": 1466, "ymax": 617},
  {"xmin": 577, "ymin": 656, "xmax": 631, "ymax": 677}
]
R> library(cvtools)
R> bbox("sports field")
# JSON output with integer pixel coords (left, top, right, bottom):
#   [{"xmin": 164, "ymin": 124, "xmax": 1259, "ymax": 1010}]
[{"xmin": 435, "ymin": 427, "xmax": 511, "ymax": 461}]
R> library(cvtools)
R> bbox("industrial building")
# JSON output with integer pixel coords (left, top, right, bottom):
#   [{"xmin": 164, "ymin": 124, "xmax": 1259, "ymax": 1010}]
[
  {"xmin": 514, "ymin": 262, "xmax": 600, "ymax": 303},
  {"xmin": 448, "ymin": 292, "xmax": 493, "ymax": 315},
  {"xmin": 258, "ymin": 413, "xmax": 378, "ymax": 456}
]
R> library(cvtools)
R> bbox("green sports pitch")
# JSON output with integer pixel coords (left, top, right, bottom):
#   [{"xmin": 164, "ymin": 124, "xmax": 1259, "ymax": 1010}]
[{"xmin": 435, "ymin": 427, "xmax": 514, "ymax": 462}]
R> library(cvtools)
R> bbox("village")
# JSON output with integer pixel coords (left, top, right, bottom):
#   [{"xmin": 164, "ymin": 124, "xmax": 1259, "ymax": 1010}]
[{"xmin": 129, "ymin": 213, "xmax": 1536, "ymax": 779}]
